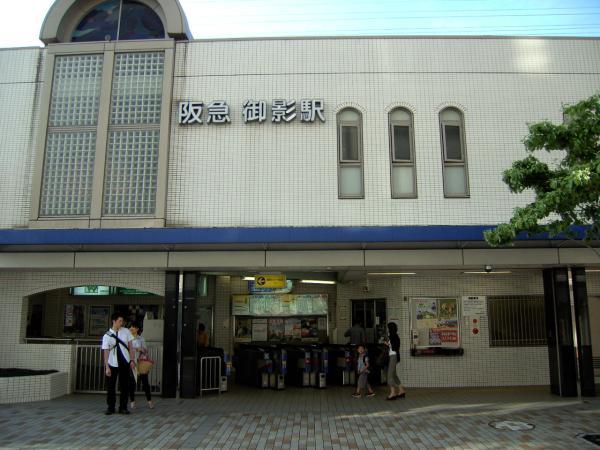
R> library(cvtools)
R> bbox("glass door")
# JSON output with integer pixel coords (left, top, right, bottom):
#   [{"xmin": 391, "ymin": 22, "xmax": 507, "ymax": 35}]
[{"xmin": 351, "ymin": 299, "xmax": 387, "ymax": 343}]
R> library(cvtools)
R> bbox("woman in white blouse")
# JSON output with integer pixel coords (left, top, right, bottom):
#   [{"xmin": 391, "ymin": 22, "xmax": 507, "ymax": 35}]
[{"xmin": 129, "ymin": 322, "xmax": 154, "ymax": 409}]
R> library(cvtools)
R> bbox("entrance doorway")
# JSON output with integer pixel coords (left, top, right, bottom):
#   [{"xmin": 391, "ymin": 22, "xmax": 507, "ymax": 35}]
[{"xmin": 351, "ymin": 298, "xmax": 387, "ymax": 344}]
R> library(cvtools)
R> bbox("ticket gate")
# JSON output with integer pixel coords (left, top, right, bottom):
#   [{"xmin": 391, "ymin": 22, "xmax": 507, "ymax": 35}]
[
  {"xmin": 261, "ymin": 350, "xmax": 273, "ymax": 388},
  {"xmin": 234, "ymin": 345, "xmax": 270, "ymax": 388},
  {"xmin": 235, "ymin": 344, "xmax": 365, "ymax": 390},
  {"xmin": 302, "ymin": 349, "xmax": 312, "ymax": 387},
  {"xmin": 342, "ymin": 347, "xmax": 356, "ymax": 386},
  {"xmin": 279, "ymin": 345, "xmax": 308, "ymax": 387},
  {"xmin": 309, "ymin": 347, "xmax": 328, "ymax": 388}
]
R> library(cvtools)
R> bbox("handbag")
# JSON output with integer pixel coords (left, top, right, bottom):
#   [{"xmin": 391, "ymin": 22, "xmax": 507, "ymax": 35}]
[
  {"xmin": 376, "ymin": 351, "xmax": 389, "ymax": 367},
  {"xmin": 137, "ymin": 353, "xmax": 154, "ymax": 375}
]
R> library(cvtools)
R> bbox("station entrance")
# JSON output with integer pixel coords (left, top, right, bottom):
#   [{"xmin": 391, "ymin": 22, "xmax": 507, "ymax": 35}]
[{"xmin": 169, "ymin": 268, "xmax": 598, "ymax": 400}]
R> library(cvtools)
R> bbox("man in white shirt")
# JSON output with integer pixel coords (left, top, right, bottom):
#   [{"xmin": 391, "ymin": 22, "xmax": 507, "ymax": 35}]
[{"xmin": 101, "ymin": 312, "xmax": 135, "ymax": 415}]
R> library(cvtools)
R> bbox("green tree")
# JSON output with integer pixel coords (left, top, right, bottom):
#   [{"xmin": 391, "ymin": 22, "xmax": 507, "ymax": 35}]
[{"xmin": 484, "ymin": 94, "xmax": 600, "ymax": 247}]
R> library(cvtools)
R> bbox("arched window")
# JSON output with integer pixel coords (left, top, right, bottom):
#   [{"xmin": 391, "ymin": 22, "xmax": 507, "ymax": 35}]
[
  {"xmin": 389, "ymin": 108, "xmax": 416, "ymax": 198},
  {"xmin": 440, "ymin": 107, "xmax": 469, "ymax": 197},
  {"xmin": 337, "ymin": 108, "xmax": 364, "ymax": 199},
  {"xmin": 72, "ymin": 0, "xmax": 165, "ymax": 42}
]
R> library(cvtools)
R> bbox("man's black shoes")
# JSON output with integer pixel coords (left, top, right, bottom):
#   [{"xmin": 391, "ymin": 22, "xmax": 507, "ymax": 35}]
[
  {"xmin": 105, "ymin": 409, "xmax": 115, "ymax": 415},
  {"xmin": 118, "ymin": 409, "xmax": 130, "ymax": 415}
]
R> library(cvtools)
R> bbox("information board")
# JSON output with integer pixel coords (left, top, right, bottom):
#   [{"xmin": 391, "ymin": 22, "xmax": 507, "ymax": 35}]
[
  {"xmin": 231, "ymin": 294, "xmax": 328, "ymax": 317},
  {"xmin": 462, "ymin": 296, "xmax": 487, "ymax": 316},
  {"xmin": 410, "ymin": 297, "xmax": 460, "ymax": 349}
]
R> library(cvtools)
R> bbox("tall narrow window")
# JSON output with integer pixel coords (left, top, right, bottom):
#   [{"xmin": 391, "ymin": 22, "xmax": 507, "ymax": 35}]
[
  {"xmin": 103, "ymin": 51, "xmax": 164, "ymax": 215},
  {"xmin": 337, "ymin": 108, "xmax": 364, "ymax": 198},
  {"xmin": 389, "ymin": 108, "xmax": 416, "ymax": 198},
  {"xmin": 440, "ymin": 108, "xmax": 469, "ymax": 197},
  {"xmin": 40, "ymin": 54, "xmax": 103, "ymax": 216}
]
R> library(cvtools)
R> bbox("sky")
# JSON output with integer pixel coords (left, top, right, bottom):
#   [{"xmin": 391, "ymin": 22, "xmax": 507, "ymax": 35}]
[{"xmin": 0, "ymin": 0, "xmax": 599, "ymax": 48}]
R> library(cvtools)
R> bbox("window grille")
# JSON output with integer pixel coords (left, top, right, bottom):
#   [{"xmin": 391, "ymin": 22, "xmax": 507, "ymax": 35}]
[{"xmin": 488, "ymin": 295, "xmax": 547, "ymax": 347}]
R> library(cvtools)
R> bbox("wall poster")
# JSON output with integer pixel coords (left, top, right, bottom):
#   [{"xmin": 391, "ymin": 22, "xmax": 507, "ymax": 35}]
[
  {"xmin": 251, "ymin": 318, "xmax": 268, "ymax": 341},
  {"xmin": 235, "ymin": 317, "xmax": 252, "ymax": 342},
  {"xmin": 89, "ymin": 306, "xmax": 110, "ymax": 336},
  {"xmin": 63, "ymin": 304, "xmax": 85, "ymax": 336},
  {"xmin": 232, "ymin": 294, "xmax": 328, "ymax": 343},
  {"xmin": 410, "ymin": 297, "xmax": 460, "ymax": 349}
]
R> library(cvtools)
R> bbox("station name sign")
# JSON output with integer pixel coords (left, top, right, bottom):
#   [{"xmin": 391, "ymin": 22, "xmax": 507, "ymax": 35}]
[{"xmin": 178, "ymin": 99, "xmax": 325, "ymax": 125}]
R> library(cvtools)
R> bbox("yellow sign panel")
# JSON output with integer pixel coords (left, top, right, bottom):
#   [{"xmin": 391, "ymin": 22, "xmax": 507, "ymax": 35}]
[{"xmin": 254, "ymin": 274, "xmax": 286, "ymax": 288}]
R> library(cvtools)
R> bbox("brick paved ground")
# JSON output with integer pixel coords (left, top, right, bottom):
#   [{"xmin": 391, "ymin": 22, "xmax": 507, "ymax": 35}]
[{"xmin": 0, "ymin": 386, "xmax": 599, "ymax": 449}]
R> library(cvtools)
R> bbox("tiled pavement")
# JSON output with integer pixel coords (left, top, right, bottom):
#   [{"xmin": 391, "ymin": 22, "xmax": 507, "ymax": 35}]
[{"xmin": 0, "ymin": 385, "xmax": 599, "ymax": 449}]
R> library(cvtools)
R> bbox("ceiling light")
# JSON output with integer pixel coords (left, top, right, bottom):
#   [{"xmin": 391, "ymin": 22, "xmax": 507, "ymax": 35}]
[
  {"xmin": 585, "ymin": 269, "xmax": 600, "ymax": 273},
  {"xmin": 367, "ymin": 272, "xmax": 416, "ymax": 276},
  {"xmin": 301, "ymin": 279, "xmax": 336, "ymax": 285},
  {"xmin": 463, "ymin": 271, "xmax": 512, "ymax": 275},
  {"xmin": 243, "ymin": 276, "xmax": 254, "ymax": 281}
]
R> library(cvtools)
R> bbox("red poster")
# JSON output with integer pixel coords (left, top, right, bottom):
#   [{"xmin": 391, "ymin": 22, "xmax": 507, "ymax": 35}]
[{"xmin": 438, "ymin": 328, "xmax": 458, "ymax": 343}]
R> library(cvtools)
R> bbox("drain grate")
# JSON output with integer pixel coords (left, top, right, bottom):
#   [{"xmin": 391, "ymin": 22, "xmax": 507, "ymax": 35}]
[{"xmin": 579, "ymin": 434, "xmax": 600, "ymax": 448}]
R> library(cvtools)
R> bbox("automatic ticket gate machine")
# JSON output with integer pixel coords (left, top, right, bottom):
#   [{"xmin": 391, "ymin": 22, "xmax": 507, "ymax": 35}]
[
  {"xmin": 303, "ymin": 347, "xmax": 328, "ymax": 388},
  {"xmin": 302, "ymin": 349, "xmax": 312, "ymax": 387},
  {"xmin": 343, "ymin": 347, "xmax": 356, "ymax": 386},
  {"xmin": 275, "ymin": 347, "xmax": 286, "ymax": 390},
  {"xmin": 260, "ymin": 350, "xmax": 273, "ymax": 388},
  {"xmin": 260, "ymin": 347, "xmax": 286, "ymax": 390},
  {"xmin": 312, "ymin": 347, "xmax": 328, "ymax": 388}
]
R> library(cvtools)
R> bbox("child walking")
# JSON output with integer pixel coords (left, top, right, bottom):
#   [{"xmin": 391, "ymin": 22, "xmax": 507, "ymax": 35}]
[{"xmin": 352, "ymin": 344, "xmax": 375, "ymax": 398}]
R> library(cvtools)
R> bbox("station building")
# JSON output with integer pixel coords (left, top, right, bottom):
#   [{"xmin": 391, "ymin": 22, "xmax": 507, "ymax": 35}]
[{"xmin": 0, "ymin": 0, "xmax": 598, "ymax": 401}]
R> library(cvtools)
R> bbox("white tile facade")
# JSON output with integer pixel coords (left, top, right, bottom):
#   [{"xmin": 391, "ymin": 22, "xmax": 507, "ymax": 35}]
[
  {"xmin": 336, "ymin": 270, "xmax": 600, "ymax": 387},
  {"xmin": 0, "ymin": 35, "xmax": 598, "ymax": 394},
  {"xmin": 0, "ymin": 270, "xmax": 164, "ymax": 393},
  {"xmin": 1, "ymin": 38, "xmax": 599, "ymax": 228},
  {"xmin": 167, "ymin": 37, "xmax": 600, "ymax": 227},
  {"xmin": 0, "ymin": 371, "xmax": 68, "ymax": 404},
  {"xmin": 0, "ymin": 48, "xmax": 43, "ymax": 228}
]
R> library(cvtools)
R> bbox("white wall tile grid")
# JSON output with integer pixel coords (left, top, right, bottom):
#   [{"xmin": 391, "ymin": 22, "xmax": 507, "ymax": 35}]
[
  {"xmin": 1, "ymin": 268, "xmax": 597, "ymax": 390},
  {"xmin": 0, "ymin": 270, "xmax": 164, "ymax": 393},
  {"xmin": 209, "ymin": 271, "xmax": 560, "ymax": 387},
  {"xmin": 167, "ymin": 38, "xmax": 600, "ymax": 227},
  {"xmin": 337, "ymin": 271, "xmax": 552, "ymax": 387},
  {"xmin": 0, "ymin": 372, "xmax": 67, "ymax": 404},
  {"xmin": 0, "ymin": 48, "xmax": 43, "ymax": 228}
]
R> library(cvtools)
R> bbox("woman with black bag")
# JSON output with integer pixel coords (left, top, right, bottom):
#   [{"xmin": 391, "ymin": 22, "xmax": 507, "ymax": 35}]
[{"xmin": 384, "ymin": 322, "xmax": 407, "ymax": 400}]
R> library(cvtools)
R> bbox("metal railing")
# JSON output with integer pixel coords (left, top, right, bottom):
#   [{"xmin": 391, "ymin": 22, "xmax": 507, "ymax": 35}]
[
  {"xmin": 74, "ymin": 343, "xmax": 163, "ymax": 394},
  {"xmin": 198, "ymin": 356, "xmax": 222, "ymax": 397}
]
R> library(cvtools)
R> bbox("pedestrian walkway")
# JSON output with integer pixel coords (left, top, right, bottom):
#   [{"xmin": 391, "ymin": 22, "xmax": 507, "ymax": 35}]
[{"xmin": 0, "ymin": 386, "xmax": 598, "ymax": 449}]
